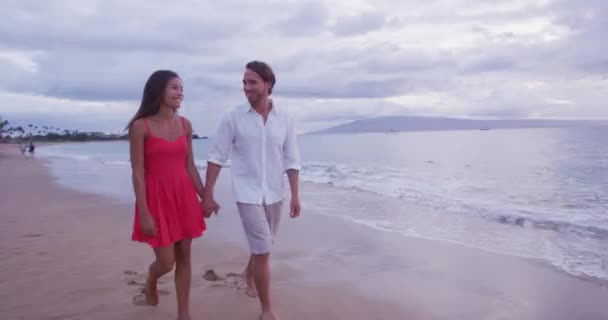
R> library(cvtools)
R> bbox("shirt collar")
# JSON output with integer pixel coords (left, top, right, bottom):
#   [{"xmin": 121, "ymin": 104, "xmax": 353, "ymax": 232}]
[{"xmin": 246, "ymin": 99, "xmax": 278, "ymax": 115}]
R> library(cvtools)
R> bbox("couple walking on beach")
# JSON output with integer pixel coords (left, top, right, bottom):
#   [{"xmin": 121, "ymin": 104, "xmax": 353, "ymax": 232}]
[{"xmin": 127, "ymin": 61, "xmax": 301, "ymax": 320}]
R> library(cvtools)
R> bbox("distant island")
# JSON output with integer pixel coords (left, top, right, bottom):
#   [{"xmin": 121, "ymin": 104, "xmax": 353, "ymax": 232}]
[
  {"xmin": 0, "ymin": 118, "xmax": 207, "ymax": 143},
  {"xmin": 307, "ymin": 116, "xmax": 608, "ymax": 135}
]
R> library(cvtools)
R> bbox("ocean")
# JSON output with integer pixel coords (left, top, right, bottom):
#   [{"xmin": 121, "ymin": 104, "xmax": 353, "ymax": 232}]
[{"xmin": 36, "ymin": 126, "xmax": 608, "ymax": 281}]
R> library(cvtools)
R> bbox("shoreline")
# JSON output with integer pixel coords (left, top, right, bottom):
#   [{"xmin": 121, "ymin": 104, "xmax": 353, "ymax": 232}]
[
  {"xmin": 26, "ymin": 138, "xmax": 608, "ymax": 286},
  {"xmin": 2, "ymin": 144, "xmax": 608, "ymax": 319},
  {"xmin": 28, "ymin": 140, "xmax": 608, "ymax": 285},
  {"xmin": 317, "ymin": 204, "xmax": 608, "ymax": 286}
]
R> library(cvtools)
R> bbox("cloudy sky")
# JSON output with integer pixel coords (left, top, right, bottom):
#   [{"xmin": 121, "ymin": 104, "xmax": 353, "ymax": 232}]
[{"xmin": 0, "ymin": 0, "xmax": 606, "ymax": 134}]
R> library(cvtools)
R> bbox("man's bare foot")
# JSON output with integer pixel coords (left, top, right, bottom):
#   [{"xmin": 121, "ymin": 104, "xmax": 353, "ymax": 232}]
[
  {"xmin": 145, "ymin": 277, "xmax": 159, "ymax": 306},
  {"xmin": 177, "ymin": 314, "xmax": 191, "ymax": 320},
  {"xmin": 245, "ymin": 273, "xmax": 257, "ymax": 298},
  {"xmin": 260, "ymin": 311, "xmax": 278, "ymax": 320}
]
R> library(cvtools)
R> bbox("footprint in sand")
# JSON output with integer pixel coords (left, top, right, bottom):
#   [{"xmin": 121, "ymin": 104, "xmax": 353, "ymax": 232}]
[
  {"xmin": 131, "ymin": 288, "xmax": 171, "ymax": 306},
  {"xmin": 123, "ymin": 270, "xmax": 138, "ymax": 276},
  {"xmin": 139, "ymin": 287, "xmax": 170, "ymax": 295},
  {"xmin": 203, "ymin": 270, "xmax": 224, "ymax": 281},
  {"xmin": 132, "ymin": 284, "xmax": 171, "ymax": 306},
  {"xmin": 124, "ymin": 269, "xmax": 171, "ymax": 306},
  {"xmin": 132, "ymin": 294, "xmax": 148, "ymax": 306},
  {"xmin": 202, "ymin": 269, "xmax": 255, "ymax": 296},
  {"xmin": 126, "ymin": 278, "xmax": 164, "ymax": 286},
  {"xmin": 21, "ymin": 233, "xmax": 43, "ymax": 238}
]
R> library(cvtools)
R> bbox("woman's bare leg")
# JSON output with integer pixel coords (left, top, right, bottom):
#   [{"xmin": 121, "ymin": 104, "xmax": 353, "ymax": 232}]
[
  {"xmin": 174, "ymin": 239, "xmax": 193, "ymax": 320},
  {"xmin": 146, "ymin": 245, "xmax": 176, "ymax": 306}
]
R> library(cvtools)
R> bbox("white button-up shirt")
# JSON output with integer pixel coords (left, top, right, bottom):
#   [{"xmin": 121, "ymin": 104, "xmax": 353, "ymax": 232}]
[{"xmin": 207, "ymin": 103, "xmax": 301, "ymax": 205}]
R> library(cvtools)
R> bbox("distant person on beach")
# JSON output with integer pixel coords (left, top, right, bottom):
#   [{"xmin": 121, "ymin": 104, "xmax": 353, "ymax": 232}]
[
  {"xmin": 19, "ymin": 144, "xmax": 27, "ymax": 156},
  {"xmin": 127, "ymin": 70, "xmax": 208, "ymax": 320},
  {"xmin": 203, "ymin": 61, "xmax": 301, "ymax": 320},
  {"xmin": 28, "ymin": 142, "xmax": 35, "ymax": 157}
]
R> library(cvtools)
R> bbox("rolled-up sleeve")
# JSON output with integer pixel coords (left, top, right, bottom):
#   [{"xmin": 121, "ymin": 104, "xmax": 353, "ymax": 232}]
[
  {"xmin": 207, "ymin": 114, "xmax": 233, "ymax": 166},
  {"xmin": 283, "ymin": 116, "xmax": 301, "ymax": 171}
]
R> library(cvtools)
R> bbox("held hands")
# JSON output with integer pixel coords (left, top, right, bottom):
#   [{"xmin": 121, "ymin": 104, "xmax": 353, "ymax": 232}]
[{"xmin": 201, "ymin": 195, "xmax": 220, "ymax": 218}]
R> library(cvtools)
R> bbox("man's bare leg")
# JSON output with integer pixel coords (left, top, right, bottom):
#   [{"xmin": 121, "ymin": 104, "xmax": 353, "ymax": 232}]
[
  {"xmin": 245, "ymin": 254, "xmax": 258, "ymax": 297},
  {"xmin": 252, "ymin": 253, "xmax": 277, "ymax": 320}
]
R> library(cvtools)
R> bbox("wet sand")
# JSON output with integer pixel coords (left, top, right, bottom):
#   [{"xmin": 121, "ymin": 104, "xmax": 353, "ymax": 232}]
[{"xmin": 1, "ymin": 144, "xmax": 608, "ymax": 319}]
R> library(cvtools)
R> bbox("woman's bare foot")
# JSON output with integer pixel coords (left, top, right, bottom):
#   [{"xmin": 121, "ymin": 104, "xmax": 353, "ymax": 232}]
[{"xmin": 145, "ymin": 277, "xmax": 159, "ymax": 306}]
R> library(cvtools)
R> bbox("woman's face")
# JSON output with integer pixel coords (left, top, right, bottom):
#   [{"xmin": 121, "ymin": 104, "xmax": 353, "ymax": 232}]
[{"xmin": 162, "ymin": 77, "xmax": 183, "ymax": 109}]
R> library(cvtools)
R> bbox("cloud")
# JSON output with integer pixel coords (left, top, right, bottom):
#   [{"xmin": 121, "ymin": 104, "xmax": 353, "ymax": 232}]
[
  {"xmin": 0, "ymin": 0, "xmax": 607, "ymax": 135},
  {"xmin": 459, "ymin": 55, "xmax": 517, "ymax": 74},
  {"xmin": 0, "ymin": 1, "xmax": 246, "ymax": 53},
  {"xmin": 279, "ymin": 77, "xmax": 414, "ymax": 99},
  {"xmin": 271, "ymin": 1, "xmax": 330, "ymax": 37},
  {"xmin": 331, "ymin": 12, "xmax": 388, "ymax": 36}
]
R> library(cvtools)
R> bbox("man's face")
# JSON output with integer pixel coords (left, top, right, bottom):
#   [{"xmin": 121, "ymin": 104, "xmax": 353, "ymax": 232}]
[{"xmin": 243, "ymin": 68, "xmax": 270, "ymax": 105}]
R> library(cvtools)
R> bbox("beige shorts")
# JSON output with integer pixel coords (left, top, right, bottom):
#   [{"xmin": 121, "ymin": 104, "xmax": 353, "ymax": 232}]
[{"xmin": 237, "ymin": 201, "xmax": 283, "ymax": 255}]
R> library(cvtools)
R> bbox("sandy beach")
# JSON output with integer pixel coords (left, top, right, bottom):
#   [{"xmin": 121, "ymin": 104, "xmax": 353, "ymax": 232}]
[{"xmin": 1, "ymin": 143, "xmax": 608, "ymax": 320}]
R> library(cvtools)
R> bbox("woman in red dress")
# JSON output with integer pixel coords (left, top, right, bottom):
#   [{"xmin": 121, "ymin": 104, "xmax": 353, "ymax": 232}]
[{"xmin": 127, "ymin": 70, "xmax": 208, "ymax": 320}]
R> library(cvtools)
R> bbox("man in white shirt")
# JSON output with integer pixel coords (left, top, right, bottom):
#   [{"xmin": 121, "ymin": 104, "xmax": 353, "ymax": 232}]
[{"xmin": 203, "ymin": 61, "xmax": 301, "ymax": 320}]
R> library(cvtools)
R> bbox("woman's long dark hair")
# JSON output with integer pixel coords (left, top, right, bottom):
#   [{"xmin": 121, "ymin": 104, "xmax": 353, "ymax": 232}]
[{"xmin": 126, "ymin": 70, "xmax": 180, "ymax": 132}]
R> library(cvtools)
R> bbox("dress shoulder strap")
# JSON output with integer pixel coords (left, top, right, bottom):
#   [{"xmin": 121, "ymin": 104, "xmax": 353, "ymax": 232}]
[{"xmin": 142, "ymin": 119, "xmax": 152, "ymax": 135}]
